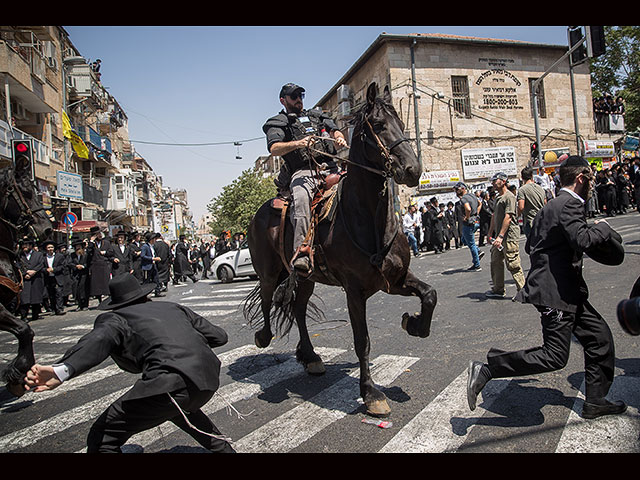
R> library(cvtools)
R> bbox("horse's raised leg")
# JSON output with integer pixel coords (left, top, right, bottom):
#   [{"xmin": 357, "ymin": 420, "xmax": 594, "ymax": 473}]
[
  {"xmin": 0, "ymin": 303, "xmax": 35, "ymax": 397},
  {"xmin": 389, "ymin": 270, "xmax": 437, "ymax": 338},
  {"xmin": 293, "ymin": 278, "xmax": 325, "ymax": 375},
  {"xmin": 346, "ymin": 288, "xmax": 390, "ymax": 417}
]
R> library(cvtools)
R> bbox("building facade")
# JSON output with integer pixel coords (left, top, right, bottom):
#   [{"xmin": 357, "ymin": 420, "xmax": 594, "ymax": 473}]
[
  {"xmin": 315, "ymin": 32, "xmax": 615, "ymax": 207},
  {"xmin": 1, "ymin": 26, "xmax": 193, "ymax": 243}
]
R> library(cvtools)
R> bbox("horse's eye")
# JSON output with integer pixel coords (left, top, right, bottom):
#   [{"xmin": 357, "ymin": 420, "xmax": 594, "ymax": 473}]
[{"xmin": 372, "ymin": 122, "xmax": 384, "ymax": 133}]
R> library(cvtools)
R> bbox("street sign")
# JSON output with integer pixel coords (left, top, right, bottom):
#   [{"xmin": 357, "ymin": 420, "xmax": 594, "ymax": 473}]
[
  {"xmin": 56, "ymin": 171, "xmax": 83, "ymax": 199},
  {"xmin": 62, "ymin": 211, "xmax": 78, "ymax": 226}
]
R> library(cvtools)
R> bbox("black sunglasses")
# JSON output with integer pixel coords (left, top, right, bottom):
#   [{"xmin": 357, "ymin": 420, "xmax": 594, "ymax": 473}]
[{"xmin": 288, "ymin": 92, "xmax": 305, "ymax": 101}]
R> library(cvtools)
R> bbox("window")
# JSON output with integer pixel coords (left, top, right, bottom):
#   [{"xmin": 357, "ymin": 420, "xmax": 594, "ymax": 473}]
[
  {"xmin": 451, "ymin": 76, "xmax": 471, "ymax": 118},
  {"xmin": 529, "ymin": 78, "xmax": 546, "ymax": 118}
]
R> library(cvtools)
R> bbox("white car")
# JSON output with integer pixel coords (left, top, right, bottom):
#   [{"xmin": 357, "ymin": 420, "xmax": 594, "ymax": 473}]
[{"xmin": 211, "ymin": 239, "xmax": 256, "ymax": 283}]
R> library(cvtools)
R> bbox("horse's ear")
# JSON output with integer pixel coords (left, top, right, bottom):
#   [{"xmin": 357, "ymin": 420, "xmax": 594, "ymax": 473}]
[
  {"xmin": 383, "ymin": 85, "xmax": 391, "ymax": 104},
  {"xmin": 366, "ymin": 82, "xmax": 378, "ymax": 107}
]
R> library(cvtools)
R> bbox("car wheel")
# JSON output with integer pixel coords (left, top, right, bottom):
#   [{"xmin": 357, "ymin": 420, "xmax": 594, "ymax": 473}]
[{"xmin": 218, "ymin": 265, "xmax": 234, "ymax": 283}]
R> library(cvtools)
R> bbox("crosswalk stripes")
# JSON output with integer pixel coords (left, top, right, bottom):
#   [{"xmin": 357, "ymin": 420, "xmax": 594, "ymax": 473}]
[
  {"xmin": 3, "ymin": 276, "xmax": 640, "ymax": 452},
  {"xmin": 233, "ymin": 354, "xmax": 418, "ymax": 453}
]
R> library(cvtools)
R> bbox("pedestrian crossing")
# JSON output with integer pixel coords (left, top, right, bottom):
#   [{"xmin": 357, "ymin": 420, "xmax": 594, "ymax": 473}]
[{"xmin": 1, "ymin": 279, "xmax": 639, "ymax": 453}]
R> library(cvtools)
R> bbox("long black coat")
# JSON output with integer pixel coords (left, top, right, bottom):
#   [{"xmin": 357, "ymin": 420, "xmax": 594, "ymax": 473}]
[
  {"xmin": 56, "ymin": 301, "xmax": 228, "ymax": 401},
  {"xmin": 173, "ymin": 241, "xmax": 193, "ymax": 276},
  {"xmin": 515, "ymin": 190, "xmax": 617, "ymax": 313},
  {"xmin": 110, "ymin": 243, "xmax": 133, "ymax": 277},
  {"xmin": 129, "ymin": 241, "xmax": 143, "ymax": 282},
  {"xmin": 154, "ymin": 239, "xmax": 171, "ymax": 284},
  {"xmin": 18, "ymin": 249, "xmax": 46, "ymax": 304},
  {"xmin": 68, "ymin": 251, "xmax": 89, "ymax": 304},
  {"xmin": 44, "ymin": 253, "xmax": 68, "ymax": 287},
  {"xmin": 87, "ymin": 238, "xmax": 114, "ymax": 296}
]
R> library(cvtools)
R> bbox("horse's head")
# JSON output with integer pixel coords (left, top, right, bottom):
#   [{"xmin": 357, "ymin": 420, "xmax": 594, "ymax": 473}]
[
  {"xmin": 1, "ymin": 152, "xmax": 53, "ymax": 243},
  {"xmin": 353, "ymin": 82, "xmax": 422, "ymax": 187}
]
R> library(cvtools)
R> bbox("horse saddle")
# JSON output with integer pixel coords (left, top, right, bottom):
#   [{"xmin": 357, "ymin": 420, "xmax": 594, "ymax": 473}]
[{"xmin": 270, "ymin": 172, "xmax": 345, "ymax": 275}]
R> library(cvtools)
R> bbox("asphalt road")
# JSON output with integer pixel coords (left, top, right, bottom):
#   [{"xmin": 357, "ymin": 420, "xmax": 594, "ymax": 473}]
[{"xmin": 1, "ymin": 211, "xmax": 639, "ymax": 453}]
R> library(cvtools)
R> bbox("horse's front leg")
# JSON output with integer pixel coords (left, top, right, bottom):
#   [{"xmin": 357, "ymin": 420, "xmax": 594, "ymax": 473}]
[
  {"xmin": 389, "ymin": 269, "xmax": 437, "ymax": 338},
  {"xmin": 346, "ymin": 288, "xmax": 390, "ymax": 417},
  {"xmin": 293, "ymin": 279, "xmax": 325, "ymax": 375},
  {"xmin": 0, "ymin": 303, "xmax": 35, "ymax": 397}
]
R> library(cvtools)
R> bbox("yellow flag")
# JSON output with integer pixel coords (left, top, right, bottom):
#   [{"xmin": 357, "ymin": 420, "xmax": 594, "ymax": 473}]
[
  {"xmin": 62, "ymin": 111, "xmax": 72, "ymax": 139},
  {"xmin": 69, "ymin": 131, "xmax": 89, "ymax": 159}
]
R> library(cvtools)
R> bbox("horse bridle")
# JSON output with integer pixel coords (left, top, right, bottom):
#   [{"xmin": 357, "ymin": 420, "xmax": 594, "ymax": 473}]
[
  {"xmin": 0, "ymin": 175, "xmax": 48, "ymax": 243},
  {"xmin": 307, "ymin": 116, "xmax": 411, "ymax": 180}
]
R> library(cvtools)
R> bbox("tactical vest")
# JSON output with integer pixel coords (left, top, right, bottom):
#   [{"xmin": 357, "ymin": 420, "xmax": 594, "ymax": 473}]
[{"xmin": 263, "ymin": 110, "xmax": 337, "ymax": 173}]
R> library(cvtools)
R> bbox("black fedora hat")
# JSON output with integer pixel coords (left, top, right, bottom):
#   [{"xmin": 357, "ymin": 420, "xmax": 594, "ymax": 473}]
[
  {"xmin": 98, "ymin": 273, "xmax": 156, "ymax": 310},
  {"xmin": 585, "ymin": 228, "xmax": 625, "ymax": 266}
]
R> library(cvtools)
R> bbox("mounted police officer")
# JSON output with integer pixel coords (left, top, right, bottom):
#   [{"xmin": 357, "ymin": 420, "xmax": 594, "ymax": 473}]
[{"xmin": 262, "ymin": 83, "xmax": 348, "ymax": 273}]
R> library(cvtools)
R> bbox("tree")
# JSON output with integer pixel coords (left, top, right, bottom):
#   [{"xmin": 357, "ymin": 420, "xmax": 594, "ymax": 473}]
[
  {"xmin": 207, "ymin": 168, "xmax": 276, "ymax": 236},
  {"xmin": 590, "ymin": 26, "xmax": 640, "ymax": 132}
]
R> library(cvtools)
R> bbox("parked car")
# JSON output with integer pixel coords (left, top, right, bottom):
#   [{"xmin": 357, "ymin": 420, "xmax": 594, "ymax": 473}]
[{"xmin": 211, "ymin": 239, "xmax": 256, "ymax": 283}]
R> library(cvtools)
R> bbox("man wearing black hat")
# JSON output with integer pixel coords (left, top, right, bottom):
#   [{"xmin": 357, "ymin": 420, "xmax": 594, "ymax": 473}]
[
  {"xmin": 87, "ymin": 226, "xmax": 113, "ymax": 303},
  {"xmin": 141, "ymin": 232, "xmax": 164, "ymax": 297},
  {"xmin": 262, "ymin": 83, "xmax": 348, "ymax": 273},
  {"xmin": 110, "ymin": 230, "xmax": 132, "ymax": 278},
  {"xmin": 18, "ymin": 237, "xmax": 46, "ymax": 322},
  {"xmin": 128, "ymin": 231, "xmax": 144, "ymax": 283},
  {"xmin": 24, "ymin": 273, "xmax": 235, "ymax": 453},
  {"xmin": 467, "ymin": 156, "xmax": 627, "ymax": 420},
  {"xmin": 42, "ymin": 240, "xmax": 67, "ymax": 315},
  {"xmin": 69, "ymin": 239, "xmax": 90, "ymax": 311}
]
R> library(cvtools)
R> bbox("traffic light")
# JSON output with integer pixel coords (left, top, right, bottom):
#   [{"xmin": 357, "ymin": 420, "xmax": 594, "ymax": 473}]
[
  {"xmin": 569, "ymin": 26, "xmax": 587, "ymax": 65},
  {"xmin": 530, "ymin": 142, "xmax": 539, "ymax": 160},
  {"xmin": 11, "ymin": 139, "xmax": 33, "ymax": 165},
  {"xmin": 586, "ymin": 26, "xmax": 606, "ymax": 58}
]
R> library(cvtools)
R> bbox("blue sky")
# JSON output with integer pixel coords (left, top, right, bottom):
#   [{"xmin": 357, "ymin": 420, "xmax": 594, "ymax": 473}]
[{"xmin": 63, "ymin": 26, "xmax": 570, "ymax": 221}]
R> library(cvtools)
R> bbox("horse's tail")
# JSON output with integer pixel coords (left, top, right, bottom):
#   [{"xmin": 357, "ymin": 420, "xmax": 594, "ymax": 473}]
[{"xmin": 242, "ymin": 272, "xmax": 325, "ymax": 338}]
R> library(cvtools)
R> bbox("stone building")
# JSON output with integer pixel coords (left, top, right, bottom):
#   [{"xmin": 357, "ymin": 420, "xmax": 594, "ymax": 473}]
[{"xmin": 315, "ymin": 32, "xmax": 604, "ymax": 207}]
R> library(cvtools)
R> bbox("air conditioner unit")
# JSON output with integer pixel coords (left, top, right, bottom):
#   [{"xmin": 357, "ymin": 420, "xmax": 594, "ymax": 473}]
[{"xmin": 11, "ymin": 101, "xmax": 27, "ymax": 120}]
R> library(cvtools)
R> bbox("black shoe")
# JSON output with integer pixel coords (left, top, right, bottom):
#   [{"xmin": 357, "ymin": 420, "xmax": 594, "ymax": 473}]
[
  {"xmin": 55, "ymin": 311, "xmax": 66, "ymax": 316},
  {"xmin": 582, "ymin": 400, "xmax": 627, "ymax": 419},
  {"xmin": 478, "ymin": 250, "xmax": 485, "ymax": 261},
  {"xmin": 467, "ymin": 361, "xmax": 490, "ymax": 411},
  {"xmin": 154, "ymin": 293, "xmax": 166, "ymax": 297},
  {"xmin": 467, "ymin": 265, "xmax": 482, "ymax": 271}
]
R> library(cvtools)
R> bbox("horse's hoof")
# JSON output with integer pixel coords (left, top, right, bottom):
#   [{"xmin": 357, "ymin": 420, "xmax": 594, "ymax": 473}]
[
  {"xmin": 366, "ymin": 398, "xmax": 391, "ymax": 418},
  {"xmin": 254, "ymin": 331, "xmax": 273, "ymax": 348},
  {"xmin": 6, "ymin": 383, "xmax": 26, "ymax": 398},
  {"xmin": 402, "ymin": 312, "xmax": 430, "ymax": 338},
  {"xmin": 305, "ymin": 360, "xmax": 326, "ymax": 376}
]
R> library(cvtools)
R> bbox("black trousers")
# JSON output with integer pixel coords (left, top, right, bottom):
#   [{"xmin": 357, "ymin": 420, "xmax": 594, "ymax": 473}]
[
  {"xmin": 44, "ymin": 277, "xmax": 64, "ymax": 313},
  {"xmin": 486, "ymin": 302, "xmax": 615, "ymax": 402},
  {"xmin": 86, "ymin": 383, "xmax": 234, "ymax": 453},
  {"xmin": 143, "ymin": 266, "xmax": 161, "ymax": 295}
]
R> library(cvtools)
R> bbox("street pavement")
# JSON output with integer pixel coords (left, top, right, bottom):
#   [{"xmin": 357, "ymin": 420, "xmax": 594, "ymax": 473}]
[{"xmin": 1, "ymin": 211, "xmax": 639, "ymax": 453}]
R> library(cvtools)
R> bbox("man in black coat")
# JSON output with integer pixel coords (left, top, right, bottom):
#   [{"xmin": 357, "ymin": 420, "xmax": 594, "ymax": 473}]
[
  {"xmin": 86, "ymin": 226, "xmax": 114, "ymax": 302},
  {"xmin": 128, "ymin": 231, "xmax": 144, "ymax": 283},
  {"xmin": 42, "ymin": 240, "xmax": 67, "ymax": 316},
  {"xmin": 110, "ymin": 230, "xmax": 132, "ymax": 278},
  {"xmin": 69, "ymin": 239, "xmax": 90, "ymax": 311},
  {"xmin": 18, "ymin": 237, "xmax": 46, "ymax": 321},
  {"xmin": 466, "ymin": 156, "xmax": 626, "ymax": 420},
  {"xmin": 23, "ymin": 273, "xmax": 235, "ymax": 453},
  {"xmin": 153, "ymin": 234, "xmax": 171, "ymax": 292}
]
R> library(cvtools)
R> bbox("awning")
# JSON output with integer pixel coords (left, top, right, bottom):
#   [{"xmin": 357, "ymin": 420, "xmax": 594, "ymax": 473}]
[{"xmin": 54, "ymin": 220, "xmax": 108, "ymax": 233}]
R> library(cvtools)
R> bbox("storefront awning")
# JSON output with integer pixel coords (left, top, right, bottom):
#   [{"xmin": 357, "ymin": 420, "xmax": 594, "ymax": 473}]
[{"xmin": 54, "ymin": 220, "xmax": 108, "ymax": 233}]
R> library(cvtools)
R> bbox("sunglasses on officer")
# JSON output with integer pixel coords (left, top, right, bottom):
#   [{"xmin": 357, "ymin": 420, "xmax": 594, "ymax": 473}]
[{"xmin": 288, "ymin": 91, "xmax": 305, "ymax": 101}]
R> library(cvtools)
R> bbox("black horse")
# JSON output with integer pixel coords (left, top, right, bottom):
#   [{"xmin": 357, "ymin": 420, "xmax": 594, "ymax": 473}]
[
  {"xmin": 245, "ymin": 83, "xmax": 437, "ymax": 416},
  {"xmin": 0, "ymin": 152, "xmax": 53, "ymax": 396}
]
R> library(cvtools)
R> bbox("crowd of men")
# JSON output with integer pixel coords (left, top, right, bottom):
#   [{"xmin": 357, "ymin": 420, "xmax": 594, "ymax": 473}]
[
  {"xmin": 403, "ymin": 157, "xmax": 640, "ymax": 264},
  {"xmin": 16, "ymin": 226, "xmax": 248, "ymax": 320}
]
